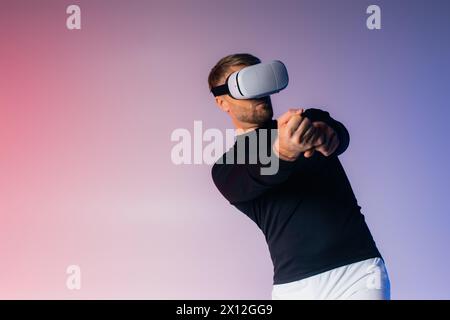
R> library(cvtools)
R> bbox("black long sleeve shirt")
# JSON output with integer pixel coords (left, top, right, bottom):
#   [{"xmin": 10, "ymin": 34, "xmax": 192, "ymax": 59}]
[{"xmin": 211, "ymin": 108, "xmax": 382, "ymax": 285}]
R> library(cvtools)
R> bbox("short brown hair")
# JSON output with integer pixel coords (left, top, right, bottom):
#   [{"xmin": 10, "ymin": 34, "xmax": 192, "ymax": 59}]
[{"xmin": 207, "ymin": 53, "xmax": 261, "ymax": 91}]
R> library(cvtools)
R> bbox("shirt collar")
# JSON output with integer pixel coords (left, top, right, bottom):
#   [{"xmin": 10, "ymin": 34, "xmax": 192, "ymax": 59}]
[{"xmin": 234, "ymin": 119, "xmax": 277, "ymax": 138}]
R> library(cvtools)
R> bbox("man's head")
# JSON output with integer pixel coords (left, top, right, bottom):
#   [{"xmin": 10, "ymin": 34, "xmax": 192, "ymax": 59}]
[{"xmin": 208, "ymin": 53, "xmax": 273, "ymax": 130}]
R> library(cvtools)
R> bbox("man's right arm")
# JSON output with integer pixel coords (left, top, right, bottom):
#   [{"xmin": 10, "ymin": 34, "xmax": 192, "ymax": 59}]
[
  {"xmin": 211, "ymin": 109, "xmax": 319, "ymax": 205},
  {"xmin": 211, "ymin": 153, "xmax": 298, "ymax": 205}
]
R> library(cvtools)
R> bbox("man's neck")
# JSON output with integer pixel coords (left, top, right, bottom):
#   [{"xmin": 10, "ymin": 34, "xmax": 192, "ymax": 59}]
[
  {"xmin": 233, "ymin": 119, "xmax": 259, "ymax": 136},
  {"xmin": 235, "ymin": 127, "xmax": 257, "ymax": 136},
  {"xmin": 234, "ymin": 119, "xmax": 274, "ymax": 136}
]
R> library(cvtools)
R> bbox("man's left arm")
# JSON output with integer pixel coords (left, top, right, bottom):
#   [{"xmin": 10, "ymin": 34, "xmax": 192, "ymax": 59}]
[{"xmin": 302, "ymin": 108, "xmax": 350, "ymax": 157}]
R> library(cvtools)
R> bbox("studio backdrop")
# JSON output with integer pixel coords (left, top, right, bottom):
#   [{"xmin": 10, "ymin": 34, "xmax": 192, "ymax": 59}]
[{"xmin": 0, "ymin": 0, "xmax": 449, "ymax": 299}]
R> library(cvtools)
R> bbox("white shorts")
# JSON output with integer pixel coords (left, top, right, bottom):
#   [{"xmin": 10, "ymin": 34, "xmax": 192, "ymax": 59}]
[{"xmin": 272, "ymin": 257, "xmax": 391, "ymax": 300}]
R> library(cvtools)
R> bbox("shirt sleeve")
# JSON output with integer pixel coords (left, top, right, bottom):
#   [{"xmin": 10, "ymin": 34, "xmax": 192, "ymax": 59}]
[
  {"xmin": 211, "ymin": 108, "xmax": 350, "ymax": 205},
  {"xmin": 211, "ymin": 150, "xmax": 299, "ymax": 205},
  {"xmin": 302, "ymin": 108, "xmax": 350, "ymax": 156}
]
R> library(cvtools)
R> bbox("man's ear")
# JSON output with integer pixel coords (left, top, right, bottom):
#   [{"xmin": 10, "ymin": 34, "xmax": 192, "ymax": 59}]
[{"xmin": 215, "ymin": 96, "xmax": 230, "ymax": 113}]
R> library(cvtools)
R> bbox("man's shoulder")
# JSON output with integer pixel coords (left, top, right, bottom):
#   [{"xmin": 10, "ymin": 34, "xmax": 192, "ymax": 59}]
[
  {"xmin": 211, "ymin": 118, "xmax": 278, "ymax": 174},
  {"xmin": 211, "ymin": 144, "xmax": 236, "ymax": 174}
]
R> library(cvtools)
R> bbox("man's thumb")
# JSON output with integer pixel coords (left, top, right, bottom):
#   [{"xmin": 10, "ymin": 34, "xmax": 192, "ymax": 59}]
[{"xmin": 304, "ymin": 149, "xmax": 315, "ymax": 158}]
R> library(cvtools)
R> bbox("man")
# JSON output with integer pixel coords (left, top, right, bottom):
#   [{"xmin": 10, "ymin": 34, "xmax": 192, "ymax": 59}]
[{"xmin": 208, "ymin": 53, "xmax": 390, "ymax": 300}]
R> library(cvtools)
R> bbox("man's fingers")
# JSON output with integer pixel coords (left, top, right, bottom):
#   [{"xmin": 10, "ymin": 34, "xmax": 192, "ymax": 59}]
[
  {"xmin": 277, "ymin": 109, "xmax": 298, "ymax": 124},
  {"xmin": 292, "ymin": 117, "xmax": 314, "ymax": 144},
  {"xmin": 285, "ymin": 114, "xmax": 304, "ymax": 136},
  {"xmin": 304, "ymin": 149, "xmax": 315, "ymax": 158},
  {"xmin": 328, "ymin": 133, "xmax": 339, "ymax": 154},
  {"xmin": 316, "ymin": 132, "xmax": 339, "ymax": 156},
  {"xmin": 303, "ymin": 126, "xmax": 320, "ymax": 146},
  {"xmin": 313, "ymin": 129, "xmax": 327, "ymax": 147},
  {"xmin": 278, "ymin": 108, "xmax": 304, "ymax": 125}
]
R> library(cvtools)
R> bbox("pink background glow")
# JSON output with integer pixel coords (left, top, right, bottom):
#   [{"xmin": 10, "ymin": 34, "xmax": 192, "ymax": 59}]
[{"xmin": 0, "ymin": 0, "xmax": 449, "ymax": 299}]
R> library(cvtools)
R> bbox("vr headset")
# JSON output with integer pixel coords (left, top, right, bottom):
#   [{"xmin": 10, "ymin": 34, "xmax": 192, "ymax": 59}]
[{"xmin": 211, "ymin": 60, "xmax": 289, "ymax": 99}]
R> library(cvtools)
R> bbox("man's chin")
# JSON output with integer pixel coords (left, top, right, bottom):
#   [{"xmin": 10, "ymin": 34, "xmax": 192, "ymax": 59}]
[
  {"xmin": 254, "ymin": 109, "xmax": 273, "ymax": 125},
  {"xmin": 237, "ymin": 101, "xmax": 273, "ymax": 126}
]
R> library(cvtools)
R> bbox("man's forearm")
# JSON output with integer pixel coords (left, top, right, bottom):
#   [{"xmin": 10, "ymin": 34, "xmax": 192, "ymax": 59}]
[{"xmin": 302, "ymin": 108, "xmax": 350, "ymax": 156}]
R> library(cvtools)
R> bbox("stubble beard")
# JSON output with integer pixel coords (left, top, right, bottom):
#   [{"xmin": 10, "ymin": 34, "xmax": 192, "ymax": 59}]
[{"xmin": 238, "ymin": 98, "xmax": 274, "ymax": 126}]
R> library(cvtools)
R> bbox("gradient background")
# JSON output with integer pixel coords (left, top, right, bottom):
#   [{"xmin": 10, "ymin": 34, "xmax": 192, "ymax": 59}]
[{"xmin": 0, "ymin": 0, "xmax": 449, "ymax": 299}]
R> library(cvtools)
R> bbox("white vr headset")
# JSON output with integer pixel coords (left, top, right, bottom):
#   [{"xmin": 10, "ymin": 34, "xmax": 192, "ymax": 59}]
[{"xmin": 211, "ymin": 60, "xmax": 289, "ymax": 99}]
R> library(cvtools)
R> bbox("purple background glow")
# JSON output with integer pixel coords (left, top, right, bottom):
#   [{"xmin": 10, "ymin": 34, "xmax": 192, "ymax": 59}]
[{"xmin": 0, "ymin": 0, "xmax": 449, "ymax": 299}]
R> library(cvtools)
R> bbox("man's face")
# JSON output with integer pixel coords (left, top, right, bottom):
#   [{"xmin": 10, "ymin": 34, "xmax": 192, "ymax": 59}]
[{"xmin": 215, "ymin": 64, "xmax": 273, "ymax": 127}]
